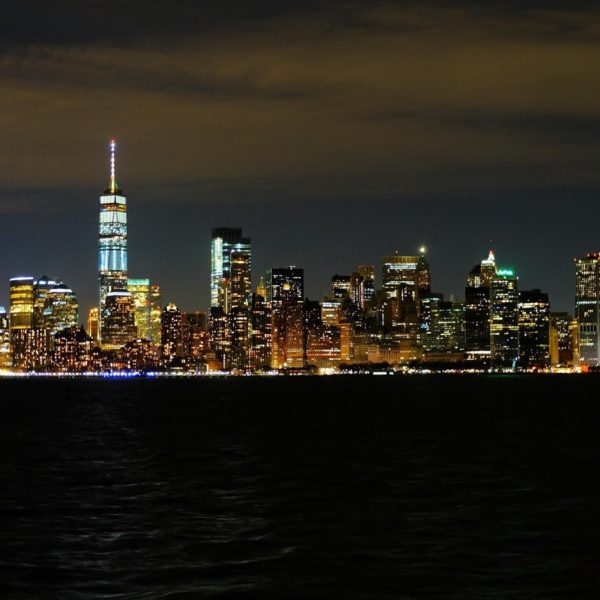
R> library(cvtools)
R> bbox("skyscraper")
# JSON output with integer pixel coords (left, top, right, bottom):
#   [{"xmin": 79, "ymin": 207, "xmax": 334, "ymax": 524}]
[
  {"xmin": 518, "ymin": 289, "xmax": 550, "ymax": 368},
  {"xmin": 0, "ymin": 307, "xmax": 11, "ymax": 370},
  {"xmin": 33, "ymin": 275, "xmax": 60, "ymax": 328},
  {"xmin": 9, "ymin": 276, "xmax": 34, "ymax": 331},
  {"xmin": 490, "ymin": 268, "xmax": 519, "ymax": 366},
  {"xmin": 43, "ymin": 284, "xmax": 79, "ymax": 337},
  {"xmin": 575, "ymin": 253, "xmax": 600, "ymax": 367},
  {"xmin": 465, "ymin": 251, "xmax": 496, "ymax": 360},
  {"xmin": 128, "ymin": 278, "xmax": 151, "ymax": 340},
  {"xmin": 267, "ymin": 267, "xmax": 305, "ymax": 369},
  {"xmin": 210, "ymin": 228, "xmax": 251, "ymax": 311},
  {"xmin": 382, "ymin": 250, "xmax": 430, "ymax": 301},
  {"xmin": 101, "ymin": 291, "xmax": 137, "ymax": 350},
  {"xmin": 150, "ymin": 285, "xmax": 162, "ymax": 343},
  {"xmin": 98, "ymin": 139, "xmax": 129, "ymax": 346},
  {"xmin": 161, "ymin": 303, "xmax": 184, "ymax": 365},
  {"xmin": 228, "ymin": 252, "xmax": 251, "ymax": 369}
]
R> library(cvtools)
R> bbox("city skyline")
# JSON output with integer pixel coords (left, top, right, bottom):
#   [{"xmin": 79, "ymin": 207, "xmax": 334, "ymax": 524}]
[{"xmin": 0, "ymin": 137, "xmax": 592, "ymax": 316}]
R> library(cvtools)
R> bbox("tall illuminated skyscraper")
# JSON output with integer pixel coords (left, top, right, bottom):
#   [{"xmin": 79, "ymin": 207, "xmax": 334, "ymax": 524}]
[
  {"xmin": 575, "ymin": 252, "xmax": 600, "ymax": 366},
  {"xmin": 490, "ymin": 268, "xmax": 519, "ymax": 366},
  {"xmin": 43, "ymin": 284, "xmax": 79, "ymax": 337},
  {"xmin": 98, "ymin": 139, "xmax": 129, "ymax": 345},
  {"xmin": 267, "ymin": 267, "xmax": 305, "ymax": 369},
  {"xmin": 465, "ymin": 250, "xmax": 496, "ymax": 360},
  {"xmin": 128, "ymin": 278, "xmax": 151, "ymax": 340},
  {"xmin": 210, "ymin": 228, "xmax": 251, "ymax": 311}
]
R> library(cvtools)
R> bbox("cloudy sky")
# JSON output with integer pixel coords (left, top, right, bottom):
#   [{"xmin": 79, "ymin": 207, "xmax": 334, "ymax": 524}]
[{"xmin": 1, "ymin": 1, "xmax": 600, "ymax": 313}]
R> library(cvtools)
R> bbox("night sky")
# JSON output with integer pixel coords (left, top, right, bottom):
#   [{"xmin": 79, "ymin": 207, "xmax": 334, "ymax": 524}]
[{"xmin": 1, "ymin": 1, "xmax": 599, "ymax": 315}]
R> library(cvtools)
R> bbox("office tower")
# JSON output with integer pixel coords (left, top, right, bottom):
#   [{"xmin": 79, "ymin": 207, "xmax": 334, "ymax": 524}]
[
  {"xmin": 9, "ymin": 276, "xmax": 35, "ymax": 368},
  {"xmin": 420, "ymin": 295, "xmax": 465, "ymax": 355},
  {"xmin": 382, "ymin": 251, "xmax": 430, "ymax": 301},
  {"xmin": 210, "ymin": 227, "xmax": 251, "ymax": 311},
  {"xmin": 128, "ymin": 278, "xmax": 151, "ymax": 340},
  {"xmin": 249, "ymin": 293, "xmax": 272, "ymax": 370},
  {"xmin": 227, "ymin": 252, "xmax": 251, "ymax": 369},
  {"xmin": 101, "ymin": 291, "xmax": 137, "ymax": 350},
  {"xmin": 98, "ymin": 140, "xmax": 129, "ymax": 345},
  {"xmin": 208, "ymin": 306, "xmax": 229, "ymax": 366},
  {"xmin": 182, "ymin": 311, "xmax": 209, "ymax": 363},
  {"xmin": 161, "ymin": 303, "xmax": 184, "ymax": 365},
  {"xmin": 43, "ymin": 284, "xmax": 79, "ymax": 337},
  {"xmin": 150, "ymin": 285, "xmax": 162, "ymax": 343},
  {"xmin": 0, "ymin": 307, "xmax": 11, "ymax": 370},
  {"xmin": 321, "ymin": 300, "xmax": 341, "ymax": 327},
  {"xmin": 575, "ymin": 253, "xmax": 600, "ymax": 367},
  {"xmin": 331, "ymin": 275, "xmax": 351, "ymax": 299},
  {"xmin": 518, "ymin": 289, "xmax": 550, "ymax": 368},
  {"xmin": 9, "ymin": 276, "xmax": 34, "ymax": 331},
  {"xmin": 357, "ymin": 265, "xmax": 375, "ymax": 306},
  {"xmin": 549, "ymin": 312, "xmax": 573, "ymax": 366},
  {"xmin": 266, "ymin": 267, "xmax": 304, "ymax": 304},
  {"xmin": 33, "ymin": 275, "xmax": 60, "ymax": 328},
  {"xmin": 267, "ymin": 267, "xmax": 305, "ymax": 369},
  {"xmin": 53, "ymin": 326, "xmax": 95, "ymax": 373},
  {"xmin": 87, "ymin": 307, "xmax": 99, "ymax": 343},
  {"xmin": 420, "ymin": 293, "xmax": 444, "ymax": 352},
  {"xmin": 465, "ymin": 251, "xmax": 496, "ymax": 359},
  {"xmin": 490, "ymin": 268, "xmax": 519, "ymax": 366}
]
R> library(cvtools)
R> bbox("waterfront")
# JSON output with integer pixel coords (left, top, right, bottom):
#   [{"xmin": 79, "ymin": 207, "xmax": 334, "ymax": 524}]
[{"xmin": 1, "ymin": 376, "xmax": 599, "ymax": 598}]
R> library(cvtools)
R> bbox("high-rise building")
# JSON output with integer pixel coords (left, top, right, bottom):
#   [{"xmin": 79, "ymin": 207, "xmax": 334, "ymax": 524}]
[
  {"xmin": 100, "ymin": 291, "xmax": 137, "ymax": 350},
  {"xmin": 150, "ymin": 285, "xmax": 162, "ymax": 343},
  {"xmin": 465, "ymin": 251, "xmax": 496, "ymax": 360},
  {"xmin": 549, "ymin": 312, "xmax": 574, "ymax": 366},
  {"xmin": 575, "ymin": 253, "xmax": 600, "ymax": 367},
  {"xmin": 227, "ymin": 252, "xmax": 251, "ymax": 369},
  {"xmin": 128, "ymin": 278, "xmax": 151, "ymax": 340},
  {"xmin": 9, "ymin": 276, "xmax": 35, "ymax": 367},
  {"xmin": 33, "ymin": 275, "xmax": 60, "ymax": 328},
  {"xmin": 182, "ymin": 311, "xmax": 209, "ymax": 364},
  {"xmin": 356, "ymin": 265, "xmax": 375, "ymax": 307},
  {"xmin": 43, "ymin": 284, "xmax": 79, "ymax": 337},
  {"xmin": 210, "ymin": 227, "xmax": 251, "ymax": 311},
  {"xmin": 518, "ymin": 289, "xmax": 550, "ymax": 368},
  {"xmin": 0, "ymin": 307, "xmax": 11, "ymax": 370},
  {"xmin": 161, "ymin": 303, "xmax": 184, "ymax": 364},
  {"xmin": 382, "ymin": 250, "xmax": 430, "ymax": 301},
  {"xmin": 490, "ymin": 268, "xmax": 519, "ymax": 366},
  {"xmin": 331, "ymin": 275, "xmax": 351, "ymax": 299},
  {"xmin": 87, "ymin": 307, "xmax": 99, "ymax": 343},
  {"xmin": 267, "ymin": 267, "xmax": 305, "ymax": 369},
  {"xmin": 249, "ymin": 293, "xmax": 272, "ymax": 370},
  {"xmin": 9, "ymin": 276, "xmax": 34, "ymax": 331},
  {"xmin": 98, "ymin": 140, "xmax": 129, "ymax": 345},
  {"xmin": 420, "ymin": 294, "xmax": 465, "ymax": 355}
]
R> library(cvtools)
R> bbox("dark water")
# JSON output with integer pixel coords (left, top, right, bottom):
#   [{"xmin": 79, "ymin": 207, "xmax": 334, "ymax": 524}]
[{"xmin": 1, "ymin": 375, "xmax": 599, "ymax": 599}]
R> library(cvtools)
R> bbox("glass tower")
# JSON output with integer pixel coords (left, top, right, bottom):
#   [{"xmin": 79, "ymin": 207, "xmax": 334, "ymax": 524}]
[
  {"xmin": 575, "ymin": 252, "xmax": 600, "ymax": 367},
  {"xmin": 210, "ymin": 228, "xmax": 251, "ymax": 311},
  {"xmin": 98, "ymin": 139, "xmax": 129, "ymax": 344},
  {"xmin": 490, "ymin": 268, "xmax": 519, "ymax": 366}
]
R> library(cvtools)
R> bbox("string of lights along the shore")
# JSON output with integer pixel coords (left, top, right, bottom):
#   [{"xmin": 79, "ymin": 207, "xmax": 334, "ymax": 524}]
[{"xmin": 0, "ymin": 141, "xmax": 597, "ymax": 375}]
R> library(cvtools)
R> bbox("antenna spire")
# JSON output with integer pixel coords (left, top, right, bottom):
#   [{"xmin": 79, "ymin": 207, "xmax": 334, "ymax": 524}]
[{"xmin": 109, "ymin": 139, "xmax": 117, "ymax": 193}]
